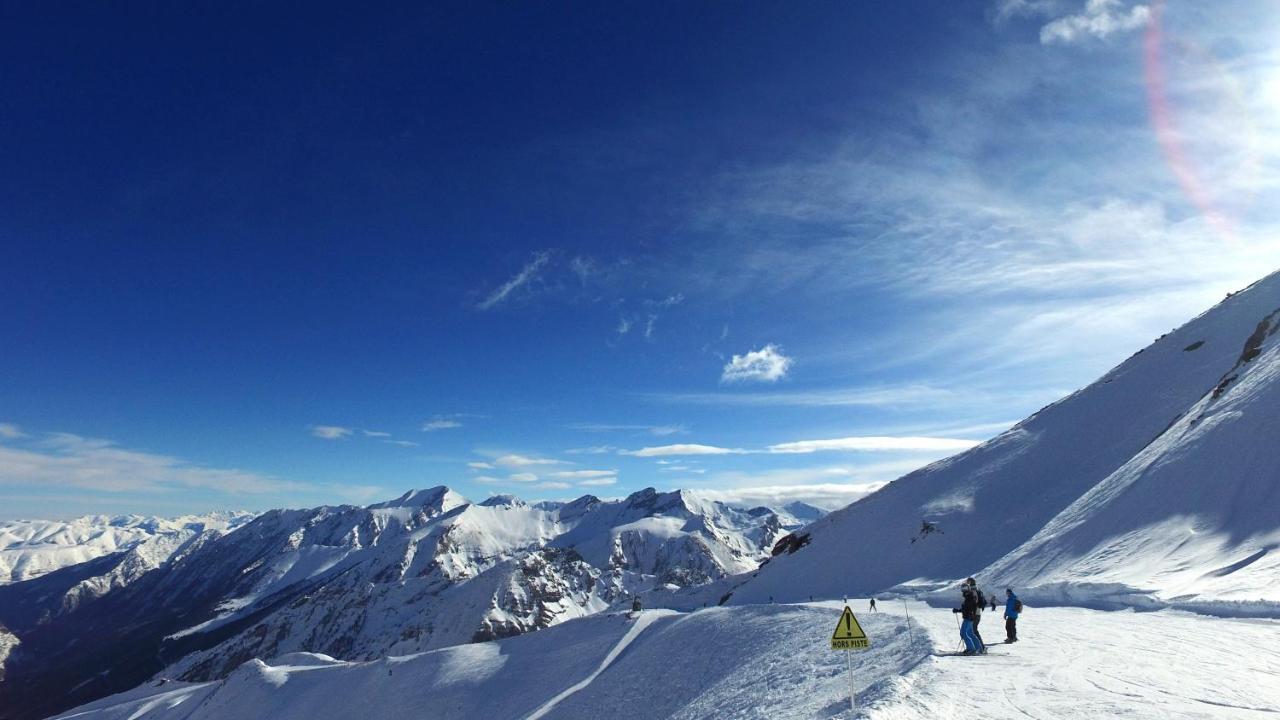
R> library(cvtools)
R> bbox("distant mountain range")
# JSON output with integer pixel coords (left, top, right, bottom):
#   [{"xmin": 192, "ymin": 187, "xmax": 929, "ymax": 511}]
[
  {"xmin": 0, "ymin": 512, "xmax": 255, "ymax": 584},
  {"xmin": 0, "ymin": 487, "xmax": 820, "ymax": 720}
]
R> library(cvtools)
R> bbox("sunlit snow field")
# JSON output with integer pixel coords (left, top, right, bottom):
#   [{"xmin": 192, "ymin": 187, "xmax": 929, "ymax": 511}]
[{"xmin": 51, "ymin": 601, "xmax": 1280, "ymax": 720}]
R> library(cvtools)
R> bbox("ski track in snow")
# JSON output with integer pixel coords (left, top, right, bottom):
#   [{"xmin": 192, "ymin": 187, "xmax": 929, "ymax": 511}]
[
  {"xmin": 863, "ymin": 601, "xmax": 1280, "ymax": 720},
  {"xmin": 48, "ymin": 601, "xmax": 1280, "ymax": 719},
  {"xmin": 525, "ymin": 609, "xmax": 674, "ymax": 720}
]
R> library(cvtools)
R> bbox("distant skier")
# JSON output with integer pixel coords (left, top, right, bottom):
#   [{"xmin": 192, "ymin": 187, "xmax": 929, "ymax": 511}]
[
  {"xmin": 989, "ymin": 593, "xmax": 997, "ymax": 612},
  {"xmin": 631, "ymin": 594, "xmax": 642, "ymax": 616},
  {"xmin": 951, "ymin": 584, "xmax": 983, "ymax": 655},
  {"xmin": 1004, "ymin": 588, "xmax": 1021, "ymax": 643},
  {"xmin": 869, "ymin": 598, "xmax": 877, "ymax": 612}
]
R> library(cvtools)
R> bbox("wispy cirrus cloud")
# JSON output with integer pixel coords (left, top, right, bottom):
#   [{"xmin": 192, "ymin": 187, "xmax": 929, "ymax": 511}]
[
  {"xmin": 548, "ymin": 469, "xmax": 617, "ymax": 479},
  {"xmin": 720, "ymin": 344, "xmax": 792, "ymax": 383},
  {"xmin": 311, "ymin": 425, "xmax": 353, "ymax": 440},
  {"xmin": 565, "ymin": 445, "xmax": 618, "ymax": 455},
  {"xmin": 421, "ymin": 419, "xmax": 463, "ymax": 432},
  {"xmin": 0, "ymin": 432, "xmax": 306, "ymax": 495},
  {"xmin": 622, "ymin": 443, "xmax": 744, "ymax": 457},
  {"xmin": 623, "ymin": 435, "xmax": 979, "ymax": 457},
  {"xmin": 494, "ymin": 454, "xmax": 570, "ymax": 468},
  {"xmin": 476, "ymin": 250, "xmax": 552, "ymax": 310},
  {"xmin": 569, "ymin": 422, "xmax": 688, "ymax": 436}
]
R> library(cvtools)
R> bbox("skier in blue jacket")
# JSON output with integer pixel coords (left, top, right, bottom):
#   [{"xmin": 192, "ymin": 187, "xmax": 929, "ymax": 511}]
[{"xmin": 1004, "ymin": 588, "xmax": 1020, "ymax": 643}]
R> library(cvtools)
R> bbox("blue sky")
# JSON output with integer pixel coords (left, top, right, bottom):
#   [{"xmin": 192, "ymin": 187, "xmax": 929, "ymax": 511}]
[{"xmin": 3, "ymin": 1, "xmax": 1280, "ymax": 519}]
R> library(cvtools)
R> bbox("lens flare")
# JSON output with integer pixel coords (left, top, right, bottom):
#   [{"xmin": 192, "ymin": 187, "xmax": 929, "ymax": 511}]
[{"xmin": 1143, "ymin": 1, "xmax": 1263, "ymax": 242}]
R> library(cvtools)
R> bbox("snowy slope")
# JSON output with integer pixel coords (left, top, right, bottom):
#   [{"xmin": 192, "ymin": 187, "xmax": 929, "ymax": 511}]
[
  {"xmin": 0, "ymin": 487, "xmax": 798, "ymax": 720},
  {"xmin": 49, "ymin": 604, "xmax": 925, "ymax": 720},
  {"xmin": 0, "ymin": 512, "xmax": 254, "ymax": 584},
  {"xmin": 51, "ymin": 601, "xmax": 1280, "ymax": 720},
  {"xmin": 715, "ymin": 270, "xmax": 1280, "ymax": 609}
]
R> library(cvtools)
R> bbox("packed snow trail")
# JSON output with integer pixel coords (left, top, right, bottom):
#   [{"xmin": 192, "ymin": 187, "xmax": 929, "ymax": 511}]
[
  {"xmin": 50, "ymin": 604, "xmax": 925, "ymax": 720},
  {"xmin": 859, "ymin": 601, "xmax": 1280, "ymax": 719},
  {"xmin": 525, "ymin": 610, "xmax": 674, "ymax": 720}
]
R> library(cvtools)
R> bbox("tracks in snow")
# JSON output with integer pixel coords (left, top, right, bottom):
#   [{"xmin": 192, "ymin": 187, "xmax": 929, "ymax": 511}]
[{"xmin": 525, "ymin": 610, "xmax": 673, "ymax": 720}]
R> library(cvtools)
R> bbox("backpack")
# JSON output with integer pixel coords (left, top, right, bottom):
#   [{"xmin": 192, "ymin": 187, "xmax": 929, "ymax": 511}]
[
  {"xmin": 1014, "ymin": 599, "xmax": 1023, "ymax": 613},
  {"xmin": 976, "ymin": 590, "xmax": 986, "ymax": 609}
]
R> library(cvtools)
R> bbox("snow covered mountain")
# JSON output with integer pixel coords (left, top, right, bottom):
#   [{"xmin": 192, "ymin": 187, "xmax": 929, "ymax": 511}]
[
  {"xmin": 0, "ymin": 487, "xmax": 797, "ymax": 720},
  {"xmin": 0, "ymin": 512, "xmax": 254, "ymax": 584},
  {"xmin": 711, "ymin": 270, "xmax": 1280, "ymax": 611}
]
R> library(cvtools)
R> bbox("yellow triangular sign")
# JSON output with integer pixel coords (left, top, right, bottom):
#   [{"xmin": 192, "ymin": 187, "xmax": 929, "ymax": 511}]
[{"xmin": 830, "ymin": 606, "xmax": 870, "ymax": 650}]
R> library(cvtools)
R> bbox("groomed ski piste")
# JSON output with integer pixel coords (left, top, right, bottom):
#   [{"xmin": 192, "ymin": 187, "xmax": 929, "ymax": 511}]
[{"xmin": 51, "ymin": 600, "xmax": 1280, "ymax": 719}]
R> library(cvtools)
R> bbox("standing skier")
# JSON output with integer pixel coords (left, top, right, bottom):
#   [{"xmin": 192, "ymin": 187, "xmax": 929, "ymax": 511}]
[
  {"xmin": 968, "ymin": 578, "xmax": 987, "ymax": 649},
  {"xmin": 869, "ymin": 598, "xmax": 877, "ymax": 612},
  {"xmin": 1004, "ymin": 588, "xmax": 1021, "ymax": 643},
  {"xmin": 989, "ymin": 592, "xmax": 997, "ymax": 612},
  {"xmin": 952, "ymin": 584, "xmax": 982, "ymax": 655}
]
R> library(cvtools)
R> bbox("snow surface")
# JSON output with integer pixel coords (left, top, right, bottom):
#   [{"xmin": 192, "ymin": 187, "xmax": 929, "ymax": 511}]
[{"xmin": 51, "ymin": 601, "xmax": 1280, "ymax": 719}]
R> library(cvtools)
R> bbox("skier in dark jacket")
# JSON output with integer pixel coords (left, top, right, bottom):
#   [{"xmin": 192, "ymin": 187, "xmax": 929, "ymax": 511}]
[
  {"xmin": 1004, "ymin": 588, "xmax": 1020, "ymax": 643},
  {"xmin": 967, "ymin": 578, "xmax": 987, "ymax": 648},
  {"xmin": 952, "ymin": 585, "xmax": 983, "ymax": 654}
]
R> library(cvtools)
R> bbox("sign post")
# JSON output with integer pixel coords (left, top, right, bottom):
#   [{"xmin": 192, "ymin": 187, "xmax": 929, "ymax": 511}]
[{"xmin": 830, "ymin": 604, "xmax": 871, "ymax": 715}]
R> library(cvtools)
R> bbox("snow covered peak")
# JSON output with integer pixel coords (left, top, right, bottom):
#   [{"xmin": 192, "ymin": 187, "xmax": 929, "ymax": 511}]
[
  {"xmin": 366, "ymin": 486, "xmax": 468, "ymax": 513},
  {"xmin": 478, "ymin": 494, "xmax": 527, "ymax": 508}
]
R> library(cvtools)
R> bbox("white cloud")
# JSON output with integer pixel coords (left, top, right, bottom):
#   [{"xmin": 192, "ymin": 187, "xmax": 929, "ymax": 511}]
[
  {"xmin": 644, "ymin": 314, "xmax": 657, "ymax": 340},
  {"xmin": 720, "ymin": 344, "xmax": 793, "ymax": 383},
  {"xmin": 476, "ymin": 250, "xmax": 552, "ymax": 310},
  {"xmin": 494, "ymin": 454, "xmax": 568, "ymax": 468},
  {"xmin": 509, "ymin": 472, "xmax": 539, "ymax": 483},
  {"xmin": 548, "ymin": 469, "xmax": 617, "ymax": 479},
  {"xmin": 382, "ymin": 439, "xmax": 419, "ymax": 447},
  {"xmin": 311, "ymin": 425, "xmax": 353, "ymax": 440},
  {"xmin": 473, "ymin": 475, "xmax": 504, "ymax": 484},
  {"xmin": 766, "ymin": 436, "xmax": 980, "ymax": 454},
  {"xmin": 617, "ymin": 316, "xmax": 632, "ymax": 335},
  {"xmin": 536, "ymin": 481, "xmax": 571, "ymax": 490},
  {"xmin": 690, "ymin": 482, "xmax": 887, "ymax": 511},
  {"xmin": 468, "ymin": 461, "xmax": 495, "ymax": 470},
  {"xmin": 0, "ymin": 423, "xmax": 26, "ymax": 440},
  {"xmin": 622, "ymin": 443, "xmax": 744, "ymax": 457},
  {"xmin": 421, "ymin": 419, "xmax": 463, "ymax": 432},
  {"xmin": 578, "ymin": 477, "xmax": 618, "ymax": 487},
  {"xmin": 621, "ymin": 436, "xmax": 976, "ymax": 458},
  {"xmin": 0, "ymin": 432, "xmax": 304, "ymax": 495},
  {"xmin": 569, "ymin": 423, "xmax": 688, "ymax": 436},
  {"xmin": 1040, "ymin": 0, "xmax": 1150, "ymax": 45},
  {"xmin": 565, "ymin": 445, "xmax": 617, "ymax": 455},
  {"xmin": 362, "ymin": 430, "xmax": 392, "ymax": 438}
]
